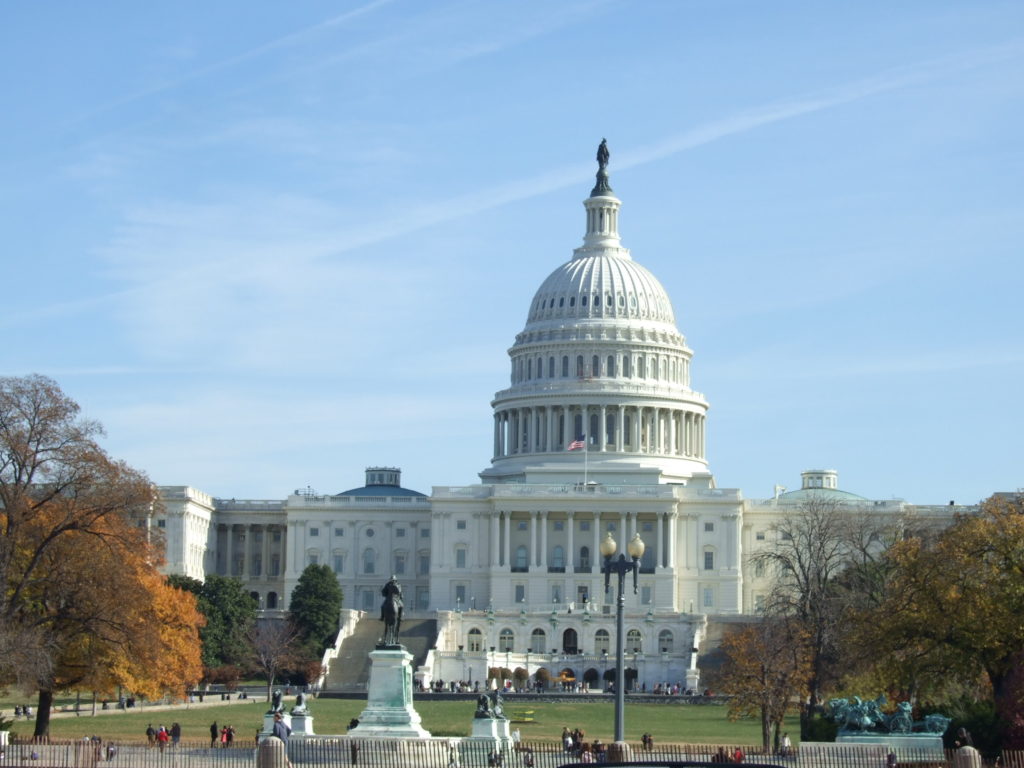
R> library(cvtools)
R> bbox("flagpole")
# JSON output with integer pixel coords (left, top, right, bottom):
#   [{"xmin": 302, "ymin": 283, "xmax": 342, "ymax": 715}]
[{"xmin": 584, "ymin": 435, "xmax": 589, "ymax": 487}]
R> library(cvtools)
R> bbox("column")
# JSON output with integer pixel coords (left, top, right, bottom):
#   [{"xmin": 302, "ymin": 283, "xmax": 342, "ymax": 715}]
[
  {"xmin": 540, "ymin": 511, "xmax": 549, "ymax": 568},
  {"xmin": 494, "ymin": 413, "xmax": 501, "ymax": 457},
  {"xmin": 616, "ymin": 406, "xmax": 625, "ymax": 452},
  {"xmin": 668, "ymin": 411, "xmax": 676, "ymax": 456},
  {"xmin": 655, "ymin": 512, "xmax": 664, "ymax": 569},
  {"xmin": 547, "ymin": 407, "xmax": 556, "ymax": 452},
  {"xmin": 592, "ymin": 512, "xmax": 601, "ymax": 564},
  {"xmin": 530, "ymin": 511, "xmax": 539, "ymax": 568},
  {"xmin": 667, "ymin": 512, "xmax": 677, "ymax": 568},
  {"xmin": 636, "ymin": 406, "xmax": 644, "ymax": 452},
  {"xmin": 262, "ymin": 524, "xmax": 271, "ymax": 578},
  {"xmin": 566, "ymin": 512, "xmax": 575, "ymax": 571},
  {"xmin": 581, "ymin": 404, "xmax": 589, "ymax": 444},
  {"xmin": 599, "ymin": 405, "xmax": 607, "ymax": 451},
  {"xmin": 503, "ymin": 512, "xmax": 511, "ymax": 569},
  {"xmin": 492, "ymin": 511, "xmax": 501, "ymax": 567},
  {"xmin": 619, "ymin": 512, "xmax": 627, "ymax": 544},
  {"xmin": 226, "ymin": 524, "xmax": 235, "ymax": 577}
]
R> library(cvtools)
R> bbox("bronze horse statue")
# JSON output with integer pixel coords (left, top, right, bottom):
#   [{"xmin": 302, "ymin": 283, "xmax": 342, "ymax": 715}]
[{"xmin": 380, "ymin": 576, "xmax": 403, "ymax": 646}]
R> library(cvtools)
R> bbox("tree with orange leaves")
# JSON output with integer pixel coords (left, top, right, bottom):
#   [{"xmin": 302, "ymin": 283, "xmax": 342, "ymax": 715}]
[{"xmin": 0, "ymin": 375, "xmax": 203, "ymax": 736}]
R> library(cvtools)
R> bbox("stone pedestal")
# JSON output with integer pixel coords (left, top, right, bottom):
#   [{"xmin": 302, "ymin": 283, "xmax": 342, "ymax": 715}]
[
  {"xmin": 353, "ymin": 646, "xmax": 431, "ymax": 738},
  {"xmin": 836, "ymin": 733, "xmax": 946, "ymax": 762},
  {"xmin": 261, "ymin": 712, "xmax": 291, "ymax": 737},
  {"xmin": 470, "ymin": 716, "xmax": 513, "ymax": 744},
  {"xmin": 290, "ymin": 712, "xmax": 314, "ymax": 737}
]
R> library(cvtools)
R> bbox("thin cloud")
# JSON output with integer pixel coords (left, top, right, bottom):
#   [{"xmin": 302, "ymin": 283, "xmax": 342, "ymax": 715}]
[{"xmin": 69, "ymin": 0, "xmax": 397, "ymax": 125}]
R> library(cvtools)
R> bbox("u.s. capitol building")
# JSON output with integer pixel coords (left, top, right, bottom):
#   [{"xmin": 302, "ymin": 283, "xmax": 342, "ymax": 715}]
[{"xmin": 155, "ymin": 148, "xmax": 970, "ymax": 691}]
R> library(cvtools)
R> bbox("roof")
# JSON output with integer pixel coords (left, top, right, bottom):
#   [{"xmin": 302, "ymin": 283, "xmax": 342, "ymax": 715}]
[
  {"xmin": 775, "ymin": 488, "xmax": 869, "ymax": 503},
  {"xmin": 334, "ymin": 484, "xmax": 426, "ymax": 498}
]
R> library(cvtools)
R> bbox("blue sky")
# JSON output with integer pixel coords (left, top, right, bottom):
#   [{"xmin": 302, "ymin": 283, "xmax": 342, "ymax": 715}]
[{"xmin": 3, "ymin": 1, "xmax": 1022, "ymax": 505}]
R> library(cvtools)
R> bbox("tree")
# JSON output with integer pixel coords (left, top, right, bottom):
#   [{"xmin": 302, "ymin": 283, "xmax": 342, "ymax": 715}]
[
  {"xmin": 0, "ymin": 374, "xmax": 204, "ymax": 736},
  {"xmin": 288, "ymin": 564, "xmax": 343, "ymax": 655},
  {"xmin": 862, "ymin": 494, "xmax": 1024, "ymax": 747},
  {"xmin": 718, "ymin": 617, "xmax": 812, "ymax": 749},
  {"xmin": 248, "ymin": 619, "xmax": 299, "ymax": 702},
  {"xmin": 168, "ymin": 574, "xmax": 257, "ymax": 669}
]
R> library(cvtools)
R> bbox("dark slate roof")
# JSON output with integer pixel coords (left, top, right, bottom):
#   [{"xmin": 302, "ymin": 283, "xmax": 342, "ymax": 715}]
[{"xmin": 334, "ymin": 484, "xmax": 426, "ymax": 498}]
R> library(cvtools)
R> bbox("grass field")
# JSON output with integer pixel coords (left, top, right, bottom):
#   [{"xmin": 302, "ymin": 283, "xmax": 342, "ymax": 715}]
[{"xmin": 1, "ymin": 696, "xmax": 798, "ymax": 746}]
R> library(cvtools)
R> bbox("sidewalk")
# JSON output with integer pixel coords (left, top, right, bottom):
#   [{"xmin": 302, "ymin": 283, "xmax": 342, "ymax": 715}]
[{"xmin": 3, "ymin": 695, "xmax": 260, "ymax": 721}]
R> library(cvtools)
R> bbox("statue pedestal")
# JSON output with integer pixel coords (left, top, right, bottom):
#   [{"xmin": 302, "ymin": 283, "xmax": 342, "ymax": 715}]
[
  {"xmin": 354, "ymin": 646, "xmax": 431, "ymax": 738},
  {"xmin": 261, "ymin": 712, "xmax": 291, "ymax": 737},
  {"xmin": 290, "ymin": 712, "xmax": 314, "ymax": 737},
  {"xmin": 836, "ymin": 734, "xmax": 946, "ymax": 762}
]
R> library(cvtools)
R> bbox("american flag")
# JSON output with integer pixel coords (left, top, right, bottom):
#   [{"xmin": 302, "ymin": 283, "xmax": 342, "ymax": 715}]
[{"xmin": 567, "ymin": 437, "xmax": 586, "ymax": 451}]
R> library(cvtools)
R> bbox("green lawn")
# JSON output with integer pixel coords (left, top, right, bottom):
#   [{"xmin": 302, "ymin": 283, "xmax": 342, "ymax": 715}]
[{"xmin": 3, "ymin": 697, "xmax": 798, "ymax": 747}]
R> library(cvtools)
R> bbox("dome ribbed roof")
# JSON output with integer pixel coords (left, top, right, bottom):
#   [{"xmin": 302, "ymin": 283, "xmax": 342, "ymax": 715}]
[{"xmin": 526, "ymin": 252, "xmax": 676, "ymax": 328}]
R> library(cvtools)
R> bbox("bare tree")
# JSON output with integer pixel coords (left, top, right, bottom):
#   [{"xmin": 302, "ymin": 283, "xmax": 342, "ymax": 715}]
[{"xmin": 249, "ymin": 620, "xmax": 300, "ymax": 702}]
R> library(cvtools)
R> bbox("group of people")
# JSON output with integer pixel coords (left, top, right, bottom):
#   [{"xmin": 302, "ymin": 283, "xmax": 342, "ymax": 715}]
[
  {"xmin": 560, "ymin": 727, "xmax": 608, "ymax": 763},
  {"xmin": 208, "ymin": 722, "xmax": 237, "ymax": 747},
  {"xmin": 144, "ymin": 723, "xmax": 181, "ymax": 750},
  {"xmin": 712, "ymin": 746, "xmax": 746, "ymax": 763}
]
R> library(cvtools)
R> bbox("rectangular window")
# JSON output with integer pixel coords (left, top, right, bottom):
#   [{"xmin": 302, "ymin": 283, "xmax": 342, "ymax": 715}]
[
  {"xmin": 456, "ymin": 549, "xmax": 467, "ymax": 569},
  {"xmin": 703, "ymin": 587, "xmax": 714, "ymax": 608},
  {"xmin": 310, "ymin": 527, "xmax": 319, "ymax": 537},
  {"xmin": 271, "ymin": 555, "xmax": 280, "ymax": 576},
  {"xmin": 156, "ymin": 519, "xmax": 166, "ymax": 528},
  {"xmin": 754, "ymin": 562, "xmax": 765, "ymax": 578},
  {"xmin": 416, "ymin": 587, "xmax": 429, "ymax": 610},
  {"xmin": 704, "ymin": 522, "xmax": 714, "ymax": 532},
  {"xmin": 396, "ymin": 528, "xmax": 405, "ymax": 537},
  {"xmin": 308, "ymin": 554, "xmax": 319, "ymax": 566},
  {"xmin": 580, "ymin": 521, "xmax": 591, "ymax": 531},
  {"xmin": 517, "ymin": 521, "xmax": 528, "ymax": 531},
  {"xmin": 421, "ymin": 528, "xmax": 430, "ymax": 538},
  {"xmin": 456, "ymin": 520, "xmax": 467, "ymax": 530},
  {"xmin": 641, "ymin": 585, "xmax": 652, "ymax": 605},
  {"xmin": 607, "ymin": 522, "xmax": 616, "ymax": 532},
  {"xmin": 553, "ymin": 521, "xmax": 564, "ymax": 531},
  {"xmin": 514, "ymin": 584, "xmax": 526, "ymax": 603},
  {"xmin": 455, "ymin": 585, "xmax": 466, "ymax": 605},
  {"xmin": 335, "ymin": 528, "xmax": 345, "ymax": 537},
  {"xmin": 755, "ymin": 531, "xmax": 765, "ymax": 541},
  {"xmin": 642, "ymin": 522, "xmax": 653, "ymax": 532},
  {"xmin": 577, "ymin": 585, "xmax": 589, "ymax": 604},
  {"xmin": 754, "ymin": 594, "xmax": 765, "ymax": 613},
  {"xmin": 704, "ymin": 551, "xmax": 715, "ymax": 570},
  {"xmin": 333, "ymin": 555, "xmax": 344, "ymax": 573},
  {"xmin": 273, "ymin": 531, "xmax": 281, "ymax": 542},
  {"xmin": 551, "ymin": 585, "xmax": 561, "ymax": 603},
  {"xmin": 394, "ymin": 554, "xmax": 406, "ymax": 575},
  {"xmin": 419, "ymin": 555, "xmax": 430, "ymax": 575}
]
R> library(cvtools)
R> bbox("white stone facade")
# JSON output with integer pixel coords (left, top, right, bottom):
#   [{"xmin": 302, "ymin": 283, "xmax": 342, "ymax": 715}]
[{"xmin": 151, "ymin": 154, "xmax": 970, "ymax": 689}]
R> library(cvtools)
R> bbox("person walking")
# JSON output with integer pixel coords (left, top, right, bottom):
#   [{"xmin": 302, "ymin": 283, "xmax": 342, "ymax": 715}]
[
  {"xmin": 210, "ymin": 722, "xmax": 218, "ymax": 749},
  {"xmin": 145, "ymin": 724, "xmax": 155, "ymax": 747}
]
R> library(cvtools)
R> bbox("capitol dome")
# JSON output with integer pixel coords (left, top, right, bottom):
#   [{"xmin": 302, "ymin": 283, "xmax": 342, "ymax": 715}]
[{"xmin": 481, "ymin": 142, "xmax": 711, "ymax": 486}]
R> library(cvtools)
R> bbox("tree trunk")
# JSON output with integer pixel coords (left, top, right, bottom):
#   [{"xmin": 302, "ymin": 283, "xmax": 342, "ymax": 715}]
[
  {"xmin": 33, "ymin": 689, "xmax": 53, "ymax": 738},
  {"xmin": 761, "ymin": 708, "xmax": 771, "ymax": 749}
]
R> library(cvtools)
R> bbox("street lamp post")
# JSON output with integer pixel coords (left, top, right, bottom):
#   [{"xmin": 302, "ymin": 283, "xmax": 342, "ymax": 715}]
[{"xmin": 601, "ymin": 530, "xmax": 645, "ymax": 761}]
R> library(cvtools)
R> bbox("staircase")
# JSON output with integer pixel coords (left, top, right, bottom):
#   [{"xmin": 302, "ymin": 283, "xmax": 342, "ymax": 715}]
[{"xmin": 322, "ymin": 615, "xmax": 437, "ymax": 692}]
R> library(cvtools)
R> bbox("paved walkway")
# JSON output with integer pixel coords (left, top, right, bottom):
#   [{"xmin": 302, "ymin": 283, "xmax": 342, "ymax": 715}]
[{"xmin": 3, "ymin": 695, "xmax": 260, "ymax": 722}]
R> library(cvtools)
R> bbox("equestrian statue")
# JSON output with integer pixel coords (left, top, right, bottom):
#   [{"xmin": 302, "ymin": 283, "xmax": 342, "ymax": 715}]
[{"xmin": 379, "ymin": 575, "xmax": 404, "ymax": 647}]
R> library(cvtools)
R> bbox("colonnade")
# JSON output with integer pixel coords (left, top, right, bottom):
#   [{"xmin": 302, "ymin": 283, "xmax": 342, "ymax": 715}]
[
  {"xmin": 488, "ymin": 509, "xmax": 679, "ymax": 570},
  {"xmin": 493, "ymin": 403, "xmax": 705, "ymax": 459},
  {"xmin": 216, "ymin": 523, "xmax": 284, "ymax": 580}
]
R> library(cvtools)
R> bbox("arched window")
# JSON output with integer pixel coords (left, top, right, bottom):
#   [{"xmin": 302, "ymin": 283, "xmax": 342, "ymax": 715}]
[
  {"xmin": 468, "ymin": 628, "xmax": 483, "ymax": 652},
  {"xmin": 537, "ymin": 356, "xmax": 543, "ymax": 378},
  {"xmin": 499, "ymin": 628, "xmax": 515, "ymax": 652},
  {"xmin": 594, "ymin": 629, "xmax": 610, "ymax": 654},
  {"xmin": 548, "ymin": 357, "xmax": 555, "ymax": 378},
  {"xmin": 531, "ymin": 628, "xmax": 547, "ymax": 653},
  {"xmin": 266, "ymin": 591, "xmax": 278, "ymax": 609},
  {"xmin": 515, "ymin": 545, "xmax": 528, "ymax": 570},
  {"xmin": 363, "ymin": 548, "xmax": 376, "ymax": 574},
  {"xmin": 638, "ymin": 357, "xmax": 645, "ymax": 378},
  {"xmin": 562, "ymin": 356, "xmax": 569, "ymax": 377},
  {"xmin": 576, "ymin": 355, "xmax": 584, "ymax": 377},
  {"xmin": 527, "ymin": 359, "xmax": 532, "ymax": 379},
  {"xmin": 592, "ymin": 355, "xmax": 600, "ymax": 377},
  {"xmin": 607, "ymin": 355, "xmax": 615, "ymax": 377},
  {"xmin": 551, "ymin": 545, "xmax": 564, "ymax": 569},
  {"xmin": 623, "ymin": 355, "xmax": 631, "ymax": 378},
  {"xmin": 658, "ymin": 630, "xmax": 674, "ymax": 653},
  {"xmin": 626, "ymin": 629, "xmax": 642, "ymax": 653},
  {"xmin": 579, "ymin": 546, "xmax": 590, "ymax": 569},
  {"xmin": 250, "ymin": 591, "xmax": 260, "ymax": 606}
]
